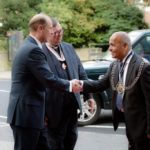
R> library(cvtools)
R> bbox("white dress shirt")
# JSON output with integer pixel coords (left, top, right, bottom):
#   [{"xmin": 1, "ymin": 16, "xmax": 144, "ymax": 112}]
[{"xmin": 121, "ymin": 50, "xmax": 133, "ymax": 85}]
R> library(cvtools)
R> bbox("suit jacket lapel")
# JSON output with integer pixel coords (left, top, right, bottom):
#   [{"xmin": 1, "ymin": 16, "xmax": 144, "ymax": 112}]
[
  {"xmin": 125, "ymin": 53, "xmax": 137, "ymax": 86},
  {"xmin": 114, "ymin": 61, "xmax": 120, "ymax": 86},
  {"xmin": 60, "ymin": 43, "xmax": 75, "ymax": 79}
]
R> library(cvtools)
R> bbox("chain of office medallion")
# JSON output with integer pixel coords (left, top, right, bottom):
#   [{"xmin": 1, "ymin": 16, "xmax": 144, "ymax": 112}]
[{"xmin": 110, "ymin": 61, "xmax": 145, "ymax": 91}]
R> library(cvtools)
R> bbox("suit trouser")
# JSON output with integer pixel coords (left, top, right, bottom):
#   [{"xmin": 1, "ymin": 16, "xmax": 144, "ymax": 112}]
[
  {"xmin": 11, "ymin": 125, "xmax": 50, "ymax": 150},
  {"xmin": 47, "ymin": 106, "xmax": 78, "ymax": 150},
  {"xmin": 115, "ymin": 109, "xmax": 150, "ymax": 150},
  {"xmin": 114, "ymin": 109, "xmax": 134, "ymax": 150},
  {"xmin": 126, "ymin": 126, "xmax": 150, "ymax": 150}
]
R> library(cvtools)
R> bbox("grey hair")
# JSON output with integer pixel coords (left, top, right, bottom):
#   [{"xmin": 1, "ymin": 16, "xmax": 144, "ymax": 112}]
[
  {"xmin": 113, "ymin": 31, "xmax": 132, "ymax": 49},
  {"xmin": 50, "ymin": 17, "xmax": 59, "ymax": 28}
]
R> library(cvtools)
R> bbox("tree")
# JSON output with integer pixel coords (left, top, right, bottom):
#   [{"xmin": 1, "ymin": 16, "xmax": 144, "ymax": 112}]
[
  {"xmin": 40, "ymin": 0, "xmax": 148, "ymax": 47},
  {"xmin": 0, "ymin": 0, "xmax": 42, "ymax": 36},
  {"xmin": 0, "ymin": 0, "xmax": 148, "ymax": 47}
]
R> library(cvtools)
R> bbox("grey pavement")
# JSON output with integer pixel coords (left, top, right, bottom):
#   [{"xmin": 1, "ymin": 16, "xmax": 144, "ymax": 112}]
[
  {"xmin": 0, "ymin": 123, "xmax": 13, "ymax": 150},
  {"xmin": 0, "ymin": 71, "xmax": 11, "ymax": 80},
  {"xmin": 75, "ymin": 130, "xmax": 128, "ymax": 150},
  {"xmin": 0, "ymin": 129, "xmax": 128, "ymax": 150},
  {"xmin": 0, "ymin": 70, "xmax": 12, "ymax": 149},
  {"xmin": 0, "ymin": 141, "xmax": 13, "ymax": 150},
  {"xmin": 0, "ymin": 127, "xmax": 128, "ymax": 150}
]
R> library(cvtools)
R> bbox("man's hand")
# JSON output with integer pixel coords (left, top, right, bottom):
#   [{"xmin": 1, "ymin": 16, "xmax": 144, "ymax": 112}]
[
  {"xmin": 71, "ymin": 79, "xmax": 83, "ymax": 93},
  {"xmin": 88, "ymin": 99, "xmax": 95, "ymax": 113}
]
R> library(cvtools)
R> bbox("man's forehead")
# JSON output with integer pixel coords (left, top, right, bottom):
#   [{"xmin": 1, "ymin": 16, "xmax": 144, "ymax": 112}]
[
  {"xmin": 53, "ymin": 26, "xmax": 62, "ymax": 31},
  {"xmin": 109, "ymin": 36, "xmax": 115, "ymax": 43},
  {"xmin": 46, "ymin": 23, "xmax": 53, "ymax": 28},
  {"xmin": 110, "ymin": 34, "xmax": 122, "ymax": 42}
]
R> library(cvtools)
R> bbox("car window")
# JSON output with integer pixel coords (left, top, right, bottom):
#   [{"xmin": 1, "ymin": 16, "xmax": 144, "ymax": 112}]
[
  {"xmin": 133, "ymin": 35, "xmax": 150, "ymax": 56},
  {"xmin": 133, "ymin": 42, "xmax": 144, "ymax": 56}
]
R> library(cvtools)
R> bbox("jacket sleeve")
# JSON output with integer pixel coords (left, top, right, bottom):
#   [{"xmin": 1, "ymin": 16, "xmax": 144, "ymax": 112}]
[
  {"xmin": 83, "ymin": 63, "xmax": 113, "ymax": 93},
  {"xmin": 27, "ymin": 47, "xmax": 70, "ymax": 92},
  {"xmin": 140, "ymin": 64, "xmax": 150, "ymax": 135}
]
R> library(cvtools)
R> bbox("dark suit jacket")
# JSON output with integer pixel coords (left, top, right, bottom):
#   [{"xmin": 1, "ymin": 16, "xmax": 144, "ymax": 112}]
[
  {"xmin": 7, "ymin": 36, "xmax": 70, "ymax": 129},
  {"xmin": 42, "ymin": 42, "xmax": 92, "ymax": 128},
  {"xmin": 83, "ymin": 53, "xmax": 150, "ymax": 141}
]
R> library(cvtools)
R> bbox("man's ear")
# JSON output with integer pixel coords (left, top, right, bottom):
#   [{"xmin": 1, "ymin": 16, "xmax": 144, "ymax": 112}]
[
  {"xmin": 38, "ymin": 25, "xmax": 44, "ymax": 31},
  {"xmin": 123, "ymin": 42, "xmax": 126, "ymax": 47}
]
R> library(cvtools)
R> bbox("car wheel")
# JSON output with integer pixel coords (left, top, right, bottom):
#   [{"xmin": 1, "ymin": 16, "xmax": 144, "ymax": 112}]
[{"xmin": 78, "ymin": 94, "xmax": 101, "ymax": 126}]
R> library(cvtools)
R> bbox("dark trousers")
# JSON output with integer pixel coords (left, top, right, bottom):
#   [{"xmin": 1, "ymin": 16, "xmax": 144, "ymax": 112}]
[
  {"xmin": 11, "ymin": 125, "xmax": 50, "ymax": 150},
  {"xmin": 126, "ymin": 127, "xmax": 150, "ymax": 150},
  {"xmin": 47, "ymin": 106, "xmax": 78, "ymax": 150},
  {"xmin": 115, "ymin": 108, "xmax": 150, "ymax": 150}
]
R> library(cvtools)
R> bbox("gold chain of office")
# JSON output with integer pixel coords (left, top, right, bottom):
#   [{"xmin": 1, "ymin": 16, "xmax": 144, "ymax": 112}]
[{"xmin": 110, "ymin": 61, "xmax": 145, "ymax": 92}]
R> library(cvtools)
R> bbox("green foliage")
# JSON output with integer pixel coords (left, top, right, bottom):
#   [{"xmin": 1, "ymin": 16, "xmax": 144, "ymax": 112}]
[
  {"xmin": 0, "ymin": 0, "xmax": 148, "ymax": 48},
  {"xmin": 40, "ymin": 0, "xmax": 148, "ymax": 47},
  {"xmin": 0, "ymin": 0, "xmax": 41, "ymax": 36}
]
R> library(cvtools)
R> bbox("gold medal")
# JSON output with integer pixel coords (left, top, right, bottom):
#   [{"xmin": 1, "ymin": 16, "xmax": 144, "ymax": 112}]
[
  {"xmin": 62, "ymin": 63, "xmax": 67, "ymax": 70},
  {"xmin": 116, "ymin": 82, "xmax": 125, "ymax": 94}
]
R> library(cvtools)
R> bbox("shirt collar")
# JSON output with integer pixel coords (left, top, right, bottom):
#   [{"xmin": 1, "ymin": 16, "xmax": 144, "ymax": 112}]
[
  {"xmin": 122, "ymin": 50, "xmax": 133, "ymax": 63},
  {"xmin": 29, "ymin": 34, "xmax": 42, "ymax": 49}
]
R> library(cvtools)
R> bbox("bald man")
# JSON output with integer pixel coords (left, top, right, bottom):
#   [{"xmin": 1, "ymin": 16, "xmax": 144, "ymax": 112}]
[
  {"xmin": 82, "ymin": 32, "xmax": 150, "ymax": 150},
  {"xmin": 7, "ymin": 13, "xmax": 81, "ymax": 150}
]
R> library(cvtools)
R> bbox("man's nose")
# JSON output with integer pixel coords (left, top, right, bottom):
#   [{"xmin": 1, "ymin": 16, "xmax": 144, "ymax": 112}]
[{"xmin": 108, "ymin": 46, "xmax": 111, "ymax": 51}]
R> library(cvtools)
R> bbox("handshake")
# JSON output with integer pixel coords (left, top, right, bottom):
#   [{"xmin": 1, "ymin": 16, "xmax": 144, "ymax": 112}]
[{"xmin": 71, "ymin": 79, "xmax": 83, "ymax": 93}]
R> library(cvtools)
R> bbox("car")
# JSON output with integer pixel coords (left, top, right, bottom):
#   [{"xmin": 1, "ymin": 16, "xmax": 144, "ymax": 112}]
[{"xmin": 78, "ymin": 29, "xmax": 150, "ymax": 126}]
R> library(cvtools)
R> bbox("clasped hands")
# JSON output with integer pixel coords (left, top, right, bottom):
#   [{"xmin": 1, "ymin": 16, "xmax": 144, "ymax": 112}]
[{"xmin": 71, "ymin": 79, "xmax": 83, "ymax": 93}]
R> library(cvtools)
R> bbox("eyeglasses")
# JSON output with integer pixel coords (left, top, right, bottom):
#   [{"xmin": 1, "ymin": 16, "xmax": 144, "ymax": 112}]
[{"xmin": 50, "ymin": 29, "xmax": 63, "ymax": 36}]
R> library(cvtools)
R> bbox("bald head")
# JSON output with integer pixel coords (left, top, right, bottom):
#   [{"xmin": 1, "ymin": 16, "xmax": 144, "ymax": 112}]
[
  {"xmin": 109, "ymin": 31, "xmax": 132, "ymax": 60},
  {"xmin": 28, "ymin": 13, "xmax": 52, "ymax": 32},
  {"xmin": 110, "ymin": 31, "xmax": 132, "ymax": 49}
]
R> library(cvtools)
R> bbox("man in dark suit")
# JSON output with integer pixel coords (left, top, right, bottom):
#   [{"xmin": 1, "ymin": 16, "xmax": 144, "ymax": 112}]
[
  {"xmin": 42, "ymin": 18, "xmax": 94, "ymax": 150},
  {"xmin": 7, "ymin": 14, "xmax": 82, "ymax": 150},
  {"xmin": 82, "ymin": 31, "xmax": 150, "ymax": 150}
]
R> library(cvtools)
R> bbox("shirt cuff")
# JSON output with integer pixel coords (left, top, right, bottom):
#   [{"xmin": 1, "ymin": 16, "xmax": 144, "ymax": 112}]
[
  {"xmin": 69, "ymin": 81, "xmax": 72, "ymax": 92},
  {"xmin": 80, "ymin": 80, "xmax": 83, "ymax": 86}
]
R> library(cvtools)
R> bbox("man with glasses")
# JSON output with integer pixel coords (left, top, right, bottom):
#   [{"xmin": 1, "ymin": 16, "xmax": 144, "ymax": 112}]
[{"xmin": 42, "ymin": 18, "xmax": 94, "ymax": 150}]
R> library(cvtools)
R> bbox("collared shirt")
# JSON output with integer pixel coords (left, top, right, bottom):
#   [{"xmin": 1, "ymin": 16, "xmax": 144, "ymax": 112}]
[
  {"xmin": 29, "ymin": 34, "xmax": 43, "ymax": 49},
  {"xmin": 121, "ymin": 50, "xmax": 134, "ymax": 84}
]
